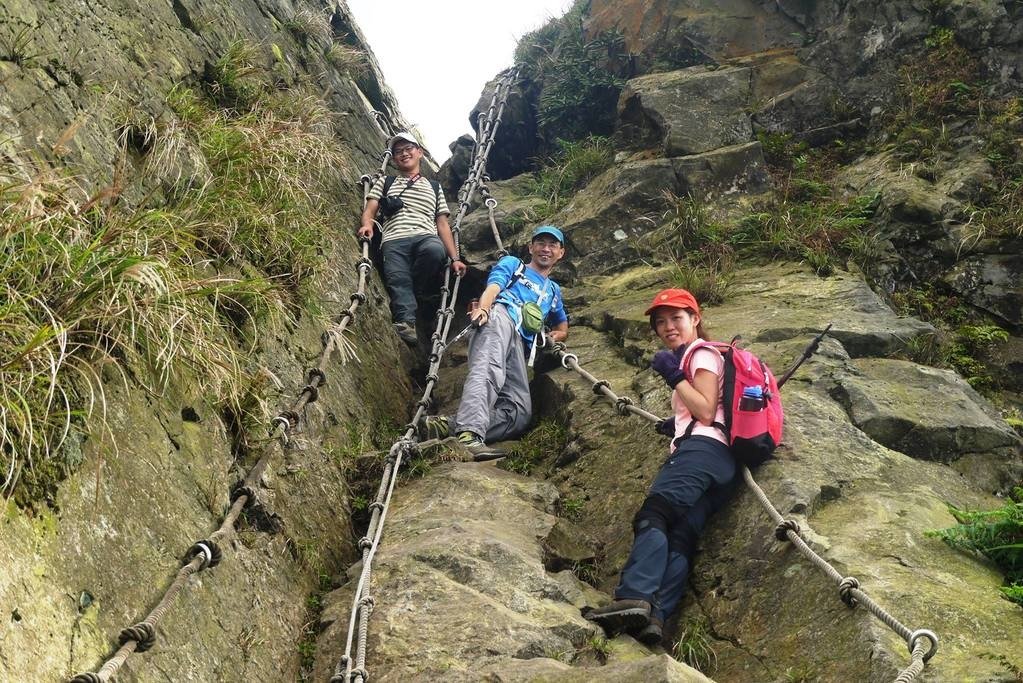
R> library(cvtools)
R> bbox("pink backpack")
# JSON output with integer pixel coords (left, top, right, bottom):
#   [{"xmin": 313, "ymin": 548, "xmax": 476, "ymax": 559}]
[{"xmin": 681, "ymin": 340, "xmax": 783, "ymax": 467}]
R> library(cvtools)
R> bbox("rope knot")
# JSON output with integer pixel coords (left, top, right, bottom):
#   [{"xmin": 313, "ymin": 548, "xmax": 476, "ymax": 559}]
[
  {"xmin": 186, "ymin": 539, "xmax": 223, "ymax": 570},
  {"xmin": 359, "ymin": 595, "xmax": 376, "ymax": 609},
  {"xmin": 367, "ymin": 501, "xmax": 385, "ymax": 513},
  {"xmin": 230, "ymin": 482, "xmax": 257, "ymax": 508},
  {"xmin": 69, "ymin": 674, "xmax": 102, "ymax": 683},
  {"xmin": 271, "ymin": 410, "xmax": 300, "ymax": 435},
  {"xmin": 614, "ymin": 396, "xmax": 634, "ymax": 415},
  {"xmin": 774, "ymin": 519, "xmax": 801, "ymax": 542},
  {"xmin": 307, "ymin": 368, "xmax": 327, "ymax": 387},
  {"xmin": 560, "ymin": 352, "xmax": 579, "ymax": 370},
  {"xmin": 592, "ymin": 379, "xmax": 611, "ymax": 395},
  {"xmin": 425, "ymin": 373, "xmax": 439, "ymax": 384},
  {"xmin": 118, "ymin": 621, "xmax": 156, "ymax": 652},
  {"xmin": 350, "ymin": 291, "xmax": 367, "ymax": 305},
  {"xmin": 352, "ymin": 667, "xmax": 369, "ymax": 683},
  {"xmin": 838, "ymin": 576, "xmax": 860, "ymax": 607},
  {"xmin": 301, "ymin": 384, "xmax": 320, "ymax": 404},
  {"xmin": 358, "ymin": 536, "xmax": 373, "ymax": 551},
  {"xmin": 355, "ymin": 258, "xmax": 373, "ymax": 273}
]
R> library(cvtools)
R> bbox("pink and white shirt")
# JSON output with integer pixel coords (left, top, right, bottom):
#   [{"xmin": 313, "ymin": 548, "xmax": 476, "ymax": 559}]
[{"xmin": 670, "ymin": 339, "xmax": 727, "ymax": 448}]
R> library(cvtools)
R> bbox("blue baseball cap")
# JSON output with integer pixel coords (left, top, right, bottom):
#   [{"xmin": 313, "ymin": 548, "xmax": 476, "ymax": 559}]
[{"xmin": 531, "ymin": 225, "xmax": 564, "ymax": 245}]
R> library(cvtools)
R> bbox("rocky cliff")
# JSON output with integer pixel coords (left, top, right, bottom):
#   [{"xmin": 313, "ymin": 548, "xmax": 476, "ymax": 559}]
[
  {"xmin": 1, "ymin": 1, "xmax": 420, "ymax": 680},
  {"xmin": 2, "ymin": 1, "xmax": 1022, "ymax": 682}
]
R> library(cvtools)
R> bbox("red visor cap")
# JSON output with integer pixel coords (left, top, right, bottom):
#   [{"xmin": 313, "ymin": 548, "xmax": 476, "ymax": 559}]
[{"xmin": 643, "ymin": 288, "xmax": 701, "ymax": 316}]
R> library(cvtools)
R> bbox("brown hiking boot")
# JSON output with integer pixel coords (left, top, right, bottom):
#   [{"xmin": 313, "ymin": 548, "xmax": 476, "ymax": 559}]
[{"xmin": 584, "ymin": 598, "xmax": 651, "ymax": 635}]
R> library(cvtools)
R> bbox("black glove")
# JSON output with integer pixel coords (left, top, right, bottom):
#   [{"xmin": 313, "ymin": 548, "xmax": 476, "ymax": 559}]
[
  {"xmin": 651, "ymin": 347, "xmax": 685, "ymax": 388},
  {"xmin": 654, "ymin": 417, "xmax": 675, "ymax": 438}
]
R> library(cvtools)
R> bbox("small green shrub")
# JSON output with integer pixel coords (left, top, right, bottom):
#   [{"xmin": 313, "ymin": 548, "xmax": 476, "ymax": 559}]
[
  {"xmin": 515, "ymin": 2, "xmax": 630, "ymax": 143},
  {"xmin": 927, "ymin": 498, "xmax": 1023, "ymax": 606}
]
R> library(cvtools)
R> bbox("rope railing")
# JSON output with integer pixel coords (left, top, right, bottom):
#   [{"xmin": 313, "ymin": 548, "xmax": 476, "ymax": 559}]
[
  {"xmin": 331, "ymin": 67, "xmax": 519, "ymax": 683},
  {"xmin": 544, "ymin": 342, "xmax": 939, "ymax": 682},
  {"xmin": 478, "ymin": 179, "xmax": 508, "ymax": 258},
  {"xmin": 69, "ymin": 147, "xmax": 394, "ymax": 683}
]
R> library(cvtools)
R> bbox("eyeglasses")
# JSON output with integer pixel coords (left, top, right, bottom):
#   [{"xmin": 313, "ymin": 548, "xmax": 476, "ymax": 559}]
[{"xmin": 392, "ymin": 145, "xmax": 418, "ymax": 157}]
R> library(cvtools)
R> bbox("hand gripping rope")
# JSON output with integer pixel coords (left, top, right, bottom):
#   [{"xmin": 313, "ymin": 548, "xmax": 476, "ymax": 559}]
[
  {"xmin": 331, "ymin": 67, "xmax": 520, "ymax": 683},
  {"xmin": 69, "ymin": 144, "xmax": 395, "ymax": 683},
  {"xmin": 545, "ymin": 340, "xmax": 939, "ymax": 682}
]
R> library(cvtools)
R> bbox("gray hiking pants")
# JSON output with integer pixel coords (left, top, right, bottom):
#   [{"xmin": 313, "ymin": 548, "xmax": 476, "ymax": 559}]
[{"xmin": 454, "ymin": 304, "xmax": 532, "ymax": 442}]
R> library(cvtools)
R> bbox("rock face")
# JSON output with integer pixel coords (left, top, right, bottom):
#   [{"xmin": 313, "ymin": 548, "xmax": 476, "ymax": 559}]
[
  {"xmin": 313, "ymin": 463, "xmax": 711, "ymax": 682},
  {"xmin": 616, "ymin": 67, "xmax": 754, "ymax": 157},
  {"xmin": 829, "ymin": 358, "xmax": 1020, "ymax": 463},
  {"xmin": 0, "ymin": 246, "xmax": 415, "ymax": 681},
  {"xmin": 0, "ymin": 1, "xmax": 418, "ymax": 681},
  {"xmin": 0, "ymin": 0, "xmax": 409, "ymax": 186}
]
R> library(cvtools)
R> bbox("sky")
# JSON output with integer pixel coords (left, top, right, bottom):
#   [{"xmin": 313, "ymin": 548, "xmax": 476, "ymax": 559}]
[{"xmin": 347, "ymin": 0, "xmax": 574, "ymax": 163}]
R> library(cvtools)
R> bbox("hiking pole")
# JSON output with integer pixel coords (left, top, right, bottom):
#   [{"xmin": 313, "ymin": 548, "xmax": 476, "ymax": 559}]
[
  {"xmin": 777, "ymin": 323, "xmax": 832, "ymax": 389},
  {"xmin": 439, "ymin": 318, "xmax": 481, "ymax": 352}
]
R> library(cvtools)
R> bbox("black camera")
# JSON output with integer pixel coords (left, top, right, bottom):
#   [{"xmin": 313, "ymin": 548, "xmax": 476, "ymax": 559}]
[{"xmin": 378, "ymin": 195, "xmax": 404, "ymax": 220}]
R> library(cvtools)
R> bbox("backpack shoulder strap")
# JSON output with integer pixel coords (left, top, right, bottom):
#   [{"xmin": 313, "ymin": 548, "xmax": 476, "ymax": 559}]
[
  {"xmin": 681, "ymin": 340, "xmax": 724, "ymax": 379},
  {"xmin": 428, "ymin": 178, "xmax": 442, "ymax": 215}
]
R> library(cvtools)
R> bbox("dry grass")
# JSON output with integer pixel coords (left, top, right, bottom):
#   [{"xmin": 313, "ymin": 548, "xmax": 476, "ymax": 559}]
[{"xmin": 1, "ymin": 70, "xmax": 353, "ymax": 503}]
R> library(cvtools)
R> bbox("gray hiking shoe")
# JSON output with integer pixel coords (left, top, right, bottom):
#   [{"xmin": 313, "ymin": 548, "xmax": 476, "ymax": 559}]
[
  {"xmin": 584, "ymin": 598, "xmax": 651, "ymax": 635},
  {"xmin": 420, "ymin": 415, "xmax": 452, "ymax": 440},
  {"xmin": 455, "ymin": 431, "xmax": 506, "ymax": 461},
  {"xmin": 636, "ymin": 616, "xmax": 663, "ymax": 646},
  {"xmin": 393, "ymin": 321, "xmax": 418, "ymax": 346}
]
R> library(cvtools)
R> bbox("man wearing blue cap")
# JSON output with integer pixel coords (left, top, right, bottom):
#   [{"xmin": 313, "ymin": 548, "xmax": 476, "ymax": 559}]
[{"xmin": 422, "ymin": 226, "xmax": 569, "ymax": 458}]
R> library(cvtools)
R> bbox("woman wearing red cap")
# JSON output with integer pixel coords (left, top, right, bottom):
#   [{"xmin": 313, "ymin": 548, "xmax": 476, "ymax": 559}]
[{"xmin": 586, "ymin": 288, "xmax": 737, "ymax": 644}]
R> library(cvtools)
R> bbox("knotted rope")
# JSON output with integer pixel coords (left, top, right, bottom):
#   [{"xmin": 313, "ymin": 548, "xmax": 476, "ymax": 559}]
[
  {"xmin": 332, "ymin": 67, "xmax": 519, "ymax": 683},
  {"xmin": 70, "ymin": 145, "xmax": 393, "ymax": 683},
  {"xmin": 545, "ymin": 342, "xmax": 938, "ymax": 682}
]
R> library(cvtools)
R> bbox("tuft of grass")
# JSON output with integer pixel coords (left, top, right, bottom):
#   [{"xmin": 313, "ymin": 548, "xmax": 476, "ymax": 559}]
[
  {"xmin": 325, "ymin": 40, "xmax": 366, "ymax": 74},
  {"xmin": 927, "ymin": 494, "xmax": 1023, "ymax": 606},
  {"xmin": 559, "ymin": 495, "xmax": 585, "ymax": 520},
  {"xmin": 499, "ymin": 418, "xmax": 569, "ymax": 476},
  {"xmin": 0, "ymin": 25, "xmax": 44, "ymax": 66},
  {"xmin": 527, "ymin": 135, "xmax": 614, "ymax": 220},
  {"xmin": 208, "ymin": 40, "xmax": 266, "ymax": 110},
  {"xmin": 285, "ymin": 7, "xmax": 332, "ymax": 48},
  {"xmin": 672, "ymin": 615, "xmax": 717, "ymax": 672}
]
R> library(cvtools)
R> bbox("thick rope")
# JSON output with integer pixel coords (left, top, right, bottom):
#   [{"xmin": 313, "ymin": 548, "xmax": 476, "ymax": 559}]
[
  {"xmin": 333, "ymin": 67, "xmax": 520, "ymax": 683},
  {"xmin": 70, "ymin": 149, "xmax": 393, "ymax": 683},
  {"xmin": 546, "ymin": 343, "xmax": 938, "ymax": 682},
  {"xmin": 478, "ymin": 182, "xmax": 508, "ymax": 257}
]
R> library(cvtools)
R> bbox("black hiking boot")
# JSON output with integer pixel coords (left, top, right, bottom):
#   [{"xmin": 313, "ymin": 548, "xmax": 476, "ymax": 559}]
[{"xmin": 584, "ymin": 598, "xmax": 651, "ymax": 635}]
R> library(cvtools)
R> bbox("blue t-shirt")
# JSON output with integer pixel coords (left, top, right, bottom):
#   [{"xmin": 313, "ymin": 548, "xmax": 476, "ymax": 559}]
[{"xmin": 488, "ymin": 255, "xmax": 568, "ymax": 343}]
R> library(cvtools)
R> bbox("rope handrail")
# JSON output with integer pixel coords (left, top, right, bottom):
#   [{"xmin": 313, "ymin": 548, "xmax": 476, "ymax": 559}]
[
  {"xmin": 331, "ymin": 67, "xmax": 520, "ymax": 683},
  {"xmin": 545, "ymin": 341, "xmax": 939, "ymax": 682},
  {"xmin": 69, "ymin": 146, "xmax": 394, "ymax": 683}
]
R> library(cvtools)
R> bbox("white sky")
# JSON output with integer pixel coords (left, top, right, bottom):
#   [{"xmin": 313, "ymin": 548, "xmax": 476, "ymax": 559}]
[{"xmin": 347, "ymin": 0, "xmax": 574, "ymax": 162}]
